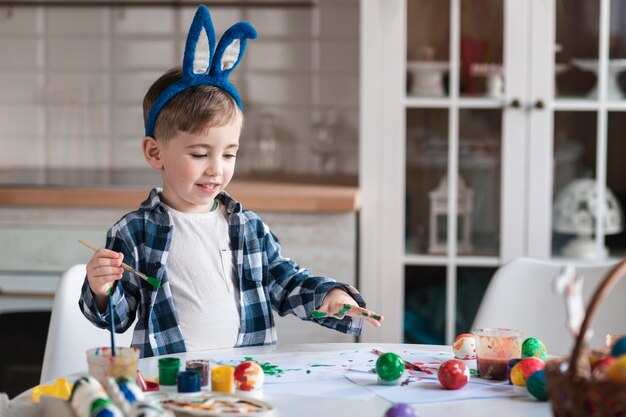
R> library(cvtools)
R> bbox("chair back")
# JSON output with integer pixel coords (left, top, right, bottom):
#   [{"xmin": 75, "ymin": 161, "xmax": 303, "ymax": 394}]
[
  {"xmin": 40, "ymin": 264, "xmax": 134, "ymax": 383},
  {"xmin": 472, "ymin": 257, "xmax": 626, "ymax": 355}
]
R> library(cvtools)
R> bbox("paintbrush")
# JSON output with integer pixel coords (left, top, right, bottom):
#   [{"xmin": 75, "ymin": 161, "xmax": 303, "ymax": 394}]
[
  {"xmin": 371, "ymin": 348, "xmax": 424, "ymax": 372},
  {"xmin": 108, "ymin": 289, "xmax": 116, "ymax": 357},
  {"xmin": 78, "ymin": 239, "xmax": 161, "ymax": 289}
]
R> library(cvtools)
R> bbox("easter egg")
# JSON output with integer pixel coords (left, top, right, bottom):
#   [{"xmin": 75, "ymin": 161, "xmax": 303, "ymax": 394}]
[
  {"xmin": 521, "ymin": 337, "xmax": 547, "ymax": 361},
  {"xmin": 452, "ymin": 333, "xmax": 477, "ymax": 360},
  {"xmin": 376, "ymin": 353, "xmax": 405, "ymax": 385},
  {"xmin": 437, "ymin": 359, "xmax": 470, "ymax": 390},
  {"xmin": 526, "ymin": 370, "xmax": 549, "ymax": 401},
  {"xmin": 384, "ymin": 403, "xmax": 419, "ymax": 417},
  {"xmin": 507, "ymin": 358, "xmax": 522, "ymax": 384},
  {"xmin": 233, "ymin": 361, "xmax": 265, "ymax": 391},
  {"xmin": 510, "ymin": 357, "xmax": 544, "ymax": 387},
  {"xmin": 607, "ymin": 355, "xmax": 626, "ymax": 383},
  {"xmin": 591, "ymin": 356, "xmax": 616, "ymax": 380},
  {"xmin": 610, "ymin": 336, "xmax": 626, "ymax": 357}
]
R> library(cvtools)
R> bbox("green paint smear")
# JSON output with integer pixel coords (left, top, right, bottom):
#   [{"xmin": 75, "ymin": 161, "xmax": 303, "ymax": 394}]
[
  {"xmin": 242, "ymin": 357, "xmax": 284, "ymax": 376},
  {"xmin": 311, "ymin": 310, "xmax": 327, "ymax": 319},
  {"xmin": 470, "ymin": 369, "xmax": 479, "ymax": 377},
  {"xmin": 370, "ymin": 314, "xmax": 382, "ymax": 321},
  {"xmin": 335, "ymin": 304, "xmax": 352, "ymax": 317},
  {"xmin": 309, "ymin": 364, "xmax": 334, "ymax": 367},
  {"xmin": 306, "ymin": 370, "xmax": 311, "ymax": 374},
  {"xmin": 360, "ymin": 312, "xmax": 369, "ymax": 317}
]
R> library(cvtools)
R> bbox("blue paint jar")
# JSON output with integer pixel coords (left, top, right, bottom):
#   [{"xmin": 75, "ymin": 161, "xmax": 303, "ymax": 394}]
[{"xmin": 177, "ymin": 370, "xmax": 201, "ymax": 393}]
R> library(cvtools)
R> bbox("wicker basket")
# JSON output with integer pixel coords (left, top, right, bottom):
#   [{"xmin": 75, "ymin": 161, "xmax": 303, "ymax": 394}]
[{"xmin": 545, "ymin": 259, "xmax": 626, "ymax": 417}]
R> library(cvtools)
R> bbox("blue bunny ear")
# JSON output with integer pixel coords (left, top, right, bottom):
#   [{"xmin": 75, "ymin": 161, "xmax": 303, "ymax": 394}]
[
  {"xmin": 210, "ymin": 22, "xmax": 257, "ymax": 79},
  {"xmin": 182, "ymin": 5, "xmax": 216, "ymax": 80}
]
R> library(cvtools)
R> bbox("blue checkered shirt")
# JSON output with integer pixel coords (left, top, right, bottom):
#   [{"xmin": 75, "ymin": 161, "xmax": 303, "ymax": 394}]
[{"xmin": 79, "ymin": 188, "xmax": 365, "ymax": 358}]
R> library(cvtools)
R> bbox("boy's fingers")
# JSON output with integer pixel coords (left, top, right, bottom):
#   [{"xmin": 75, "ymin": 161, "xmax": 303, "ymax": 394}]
[{"xmin": 344, "ymin": 305, "xmax": 384, "ymax": 327}]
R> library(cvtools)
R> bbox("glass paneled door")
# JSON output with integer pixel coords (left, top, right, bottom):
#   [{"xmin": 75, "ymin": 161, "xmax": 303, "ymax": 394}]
[{"xmin": 528, "ymin": 0, "xmax": 626, "ymax": 262}]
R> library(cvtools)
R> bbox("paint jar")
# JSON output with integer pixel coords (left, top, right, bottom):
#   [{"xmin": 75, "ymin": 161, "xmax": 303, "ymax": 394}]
[
  {"xmin": 158, "ymin": 357, "xmax": 181, "ymax": 386},
  {"xmin": 211, "ymin": 365, "xmax": 235, "ymax": 393},
  {"xmin": 186, "ymin": 359, "xmax": 210, "ymax": 387},
  {"xmin": 86, "ymin": 347, "xmax": 140, "ymax": 385},
  {"xmin": 177, "ymin": 370, "xmax": 201, "ymax": 393},
  {"xmin": 472, "ymin": 328, "xmax": 523, "ymax": 380}
]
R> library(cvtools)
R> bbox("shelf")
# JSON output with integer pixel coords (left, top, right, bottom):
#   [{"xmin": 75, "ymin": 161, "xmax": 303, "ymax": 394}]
[
  {"xmin": 404, "ymin": 96, "xmax": 505, "ymax": 109},
  {"xmin": 403, "ymin": 254, "xmax": 500, "ymax": 267}
]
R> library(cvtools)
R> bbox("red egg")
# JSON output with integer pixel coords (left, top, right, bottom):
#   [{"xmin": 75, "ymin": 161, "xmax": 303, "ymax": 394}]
[
  {"xmin": 591, "ymin": 356, "xmax": 615, "ymax": 380},
  {"xmin": 510, "ymin": 357, "xmax": 544, "ymax": 386},
  {"xmin": 438, "ymin": 359, "xmax": 470, "ymax": 390}
]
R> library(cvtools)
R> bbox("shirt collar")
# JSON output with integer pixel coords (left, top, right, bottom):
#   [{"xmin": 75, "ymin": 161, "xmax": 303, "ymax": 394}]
[{"xmin": 140, "ymin": 187, "xmax": 242, "ymax": 214}]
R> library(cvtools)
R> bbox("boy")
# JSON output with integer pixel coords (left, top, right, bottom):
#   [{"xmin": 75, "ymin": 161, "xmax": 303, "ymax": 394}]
[{"xmin": 79, "ymin": 5, "xmax": 381, "ymax": 358}]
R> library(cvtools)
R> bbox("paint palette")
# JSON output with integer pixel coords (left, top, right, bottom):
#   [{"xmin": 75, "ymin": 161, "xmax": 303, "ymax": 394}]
[{"xmin": 146, "ymin": 392, "xmax": 274, "ymax": 416}]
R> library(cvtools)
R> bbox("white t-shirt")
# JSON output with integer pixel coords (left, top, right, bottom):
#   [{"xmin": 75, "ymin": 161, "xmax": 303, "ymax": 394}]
[{"xmin": 162, "ymin": 201, "xmax": 241, "ymax": 351}]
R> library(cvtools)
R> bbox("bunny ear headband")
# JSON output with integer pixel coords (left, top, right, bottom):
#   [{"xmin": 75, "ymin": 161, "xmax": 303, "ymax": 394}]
[{"xmin": 145, "ymin": 4, "xmax": 257, "ymax": 137}]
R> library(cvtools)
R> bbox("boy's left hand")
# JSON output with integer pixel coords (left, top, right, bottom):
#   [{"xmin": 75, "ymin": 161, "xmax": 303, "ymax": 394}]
[{"xmin": 316, "ymin": 288, "xmax": 383, "ymax": 328}]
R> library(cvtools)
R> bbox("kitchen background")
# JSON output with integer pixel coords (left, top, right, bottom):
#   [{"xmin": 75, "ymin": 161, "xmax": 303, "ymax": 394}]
[
  {"xmin": 0, "ymin": 0, "xmax": 360, "ymax": 397},
  {"xmin": 0, "ymin": 0, "xmax": 359, "ymax": 181}
]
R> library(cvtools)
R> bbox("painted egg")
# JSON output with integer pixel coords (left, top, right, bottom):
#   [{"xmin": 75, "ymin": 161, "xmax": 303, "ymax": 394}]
[
  {"xmin": 233, "ymin": 361, "xmax": 265, "ymax": 391},
  {"xmin": 521, "ymin": 337, "xmax": 547, "ymax": 361},
  {"xmin": 437, "ymin": 359, "xmax": 470, "ymax": 390},
  {"xmin": 452, "ymin": 333, "xmax": 477, "ymax": 360},
  {"xmin": 507, "ymin": 358, "xmax": 522, "ymax": 384},
  {"xmin": 510, "ymin": 357, "xmax": 544, "ymax": 387},
  {"xmin": 384, "ymin": 403, "xmax": 419, "ymax": 417},
  {"xmin": 526, "ymin": 370, "xmax": 548, "ymax": 401},
  {"xmin": 610, "ymin": 336, "xmax": 626, "ymax": 357},
  {"xmin": 376, "ymin": 353, "xmax": 405, "ymax": 384},
  {"xmin": 591, "ymin": 356, "xmax": 616, "ymax": 380},
  {"xmin": 607, "ymin": 355, "xmax": 626, "ymax": 383}
]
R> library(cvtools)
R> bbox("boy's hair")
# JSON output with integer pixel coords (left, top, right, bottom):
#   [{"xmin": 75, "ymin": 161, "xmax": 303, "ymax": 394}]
[{"xmin": 143, "ymin": 66, "xmax": 243, "ymax": 141}]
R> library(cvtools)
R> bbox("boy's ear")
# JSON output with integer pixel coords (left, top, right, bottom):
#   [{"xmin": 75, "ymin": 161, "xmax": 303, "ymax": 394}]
[{"xmin": 142, "ymin": 136, "xmax": 164, "ymax": 169}]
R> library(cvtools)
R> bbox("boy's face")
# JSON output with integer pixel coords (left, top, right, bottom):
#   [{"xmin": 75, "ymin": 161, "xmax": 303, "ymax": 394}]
[{"xmin": 145, "ymin": 118, "xmax": 241, "ymax": 213}]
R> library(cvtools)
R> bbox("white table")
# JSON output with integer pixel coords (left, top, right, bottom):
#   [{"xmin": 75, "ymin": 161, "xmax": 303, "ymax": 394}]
[{"xmin": 9, "ymin": 343, "xmax": 552, "ymax": 417}]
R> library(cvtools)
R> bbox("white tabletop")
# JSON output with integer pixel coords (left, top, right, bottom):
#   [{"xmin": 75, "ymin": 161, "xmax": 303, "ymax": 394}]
[
  {"xmin": 8, "ymin": 342, "xmax": 552, "ymax": 417},
  {"xmin": 137, "ymin": 342, "xmax": 551, "ymax": 417}
]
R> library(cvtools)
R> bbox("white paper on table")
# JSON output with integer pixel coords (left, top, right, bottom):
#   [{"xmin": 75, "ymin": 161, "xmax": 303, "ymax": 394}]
[
  {"xmin": 344, "ymin": 372, "xmax": 525, "ymax": 404},
  {"xmin": 262, "ymin": 378, "xmax": 376, "ymax": 400},
  {"xmin": 212, "ymin": 349, "xmax": 379, "ymax": 384}
]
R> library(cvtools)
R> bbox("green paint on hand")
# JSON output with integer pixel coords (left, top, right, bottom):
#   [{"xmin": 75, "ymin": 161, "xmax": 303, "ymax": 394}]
[
  {"xmin": 311, "ymin": 310, "xmax": 327, "ymax": 319},
  {"xmin": 361, "ymin": 312, "xmax": 369, "ymax": 317},
  {"xmin": 334, "ymin": 304, "xmax": 352, "ymax": 318},
  {"xmin": 370, "ymin": 314, "xmax": 382, "ymax": 321}
]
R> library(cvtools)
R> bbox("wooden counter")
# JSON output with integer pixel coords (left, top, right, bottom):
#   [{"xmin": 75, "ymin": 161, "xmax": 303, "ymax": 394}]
[{"xmin": 0, "ymin": 181, "xmax": 360, "ymax": 212}]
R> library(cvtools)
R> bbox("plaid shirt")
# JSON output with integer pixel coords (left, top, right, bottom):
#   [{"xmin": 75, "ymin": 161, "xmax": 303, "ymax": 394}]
[{"xmin": 79, "ymin": 188, "xmax": 365, "ymax": 358}]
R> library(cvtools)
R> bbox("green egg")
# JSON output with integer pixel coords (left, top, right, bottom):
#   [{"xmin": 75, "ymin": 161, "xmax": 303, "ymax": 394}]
[
  {"xmin": 521, "ymin": 337, "xmax": 547, "ymax": 361},
  {"xmin": 376, "ymin": 352, "xmax": 405, "ymax": 383},
  {"xmin": 526, "ymin": 370, "xmax": 549, "ymax": 401}
]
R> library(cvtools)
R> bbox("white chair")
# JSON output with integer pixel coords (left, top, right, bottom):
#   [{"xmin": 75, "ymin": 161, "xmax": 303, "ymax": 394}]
[
  {"xmin": 472, "ymin": 257, "xmax": 626, "ymax": 356},
  {"xmin": 40, "ymin": 264, "xmax": 135, "ymax": 383}
]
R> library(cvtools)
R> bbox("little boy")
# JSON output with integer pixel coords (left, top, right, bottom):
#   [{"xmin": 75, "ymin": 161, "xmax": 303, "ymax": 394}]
[{"xmin": 79, "ymin": 5, "xmax": 381, "ymax": 358}]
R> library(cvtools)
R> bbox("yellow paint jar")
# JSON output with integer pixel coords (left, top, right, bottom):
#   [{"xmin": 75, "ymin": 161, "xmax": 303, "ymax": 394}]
[{"xmin": 211, "ymin": 365, "xmax": 235, "ymax": 393}]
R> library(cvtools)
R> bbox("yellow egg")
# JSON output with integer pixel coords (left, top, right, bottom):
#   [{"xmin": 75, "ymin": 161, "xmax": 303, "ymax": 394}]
[{"xmin": 607, "ymin": 355, "xmax": 626, "ymax": 383}]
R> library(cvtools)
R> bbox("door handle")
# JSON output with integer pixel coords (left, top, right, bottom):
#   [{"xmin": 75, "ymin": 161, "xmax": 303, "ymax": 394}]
[
  {"xmin": 533, "ymin": 99, "xmax": 545, "ymax": 110},
  {"xmin": 510, "ymin": 98, "xmax": 521, "ymax": 108}
]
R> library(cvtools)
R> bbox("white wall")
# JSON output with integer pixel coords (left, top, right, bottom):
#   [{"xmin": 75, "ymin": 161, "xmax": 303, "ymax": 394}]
[{"xmin": 0, "ymin": 1, "xmax": 360, "ymax": 177}]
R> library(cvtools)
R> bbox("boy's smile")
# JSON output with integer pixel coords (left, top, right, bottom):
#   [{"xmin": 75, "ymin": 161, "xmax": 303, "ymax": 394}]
[{"xmin": 142, "ymin": 117, "xmax": 242, "ymax": 213}]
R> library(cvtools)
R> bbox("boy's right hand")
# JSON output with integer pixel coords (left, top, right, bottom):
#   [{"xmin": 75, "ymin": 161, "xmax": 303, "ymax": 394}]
[{"xmin": 86, "ymin": 249, "xmax": 124, "ymax": 298}]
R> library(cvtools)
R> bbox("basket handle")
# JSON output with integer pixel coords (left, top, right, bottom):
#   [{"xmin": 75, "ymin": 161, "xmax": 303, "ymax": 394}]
[{"xmin": 568, "ymin": 257, "xmax": 626, "ymax": 376}]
